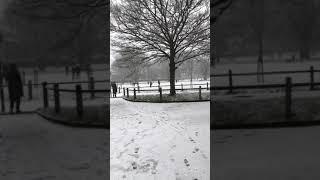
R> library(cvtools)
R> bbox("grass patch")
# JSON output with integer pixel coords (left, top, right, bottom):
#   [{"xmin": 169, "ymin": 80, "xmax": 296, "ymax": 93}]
[
  {"xmin": 124, "ymin": 92, "xmax": 210, "ymax": 102},
  {"xmin": 212, "ymin": 94, "xmax": 320, "ymax": 129},
  {"xmin": 37, "ymin": 104, "xmax": 109, "ymax": 128}
]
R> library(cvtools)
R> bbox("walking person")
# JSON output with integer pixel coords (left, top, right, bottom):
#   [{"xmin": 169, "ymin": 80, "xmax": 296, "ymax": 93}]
[
  {"xmin": 6, "ymin": 64, "xmax": 23, "ymax": 114},
  {"xmin": 111, "ymin": 82, "xmax": 117, "ymax": 98}
]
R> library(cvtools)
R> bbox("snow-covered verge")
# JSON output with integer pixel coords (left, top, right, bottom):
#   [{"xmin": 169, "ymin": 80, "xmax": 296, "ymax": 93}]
[
  {"xmin": 125, "ymin": 92, "xmax": 210, "ymax": 102},
  {"xmin": 212, "ymin": 91, "xmax": 320, "ymax": 128},
  {"xmin": 213, "ymin": 126, "xmax": 320, "ymax": 179},
  {"xmin": 0, "ymin": 114, "xmax": 108, "ymax": 179},
  {"xmin": 110, "ymin": 98, "xmax": 210, "ymax": 180},
  {"xmin": 38, "ymin": 104, "xmax": 108, "ymax": 127}
]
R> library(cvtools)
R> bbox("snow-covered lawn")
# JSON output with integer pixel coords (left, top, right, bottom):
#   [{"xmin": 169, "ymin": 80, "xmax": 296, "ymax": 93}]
[
  {"xmin": 110, "ymin": 98, "xmax": 210, "ymax": 180},
  {"xmin": 213, "ymin": 127, "xmax": 320, "ymax": 179},
  {"xmin": 0, "ymin": 114, "xmax": 108, "ymax": 179}
]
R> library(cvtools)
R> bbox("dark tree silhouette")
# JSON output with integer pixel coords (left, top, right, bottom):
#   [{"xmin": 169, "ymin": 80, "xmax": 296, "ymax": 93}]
[
  {"xmin": 283, "ymin": 0, "xmax": 318, "ymax": 61},
  {"xmin": 3, "ymin": 0, "xmax": 108, "ymax": 65},
  {"xmin": 211, "ymin": 0, "xmax": 233, "ymax": 67}
]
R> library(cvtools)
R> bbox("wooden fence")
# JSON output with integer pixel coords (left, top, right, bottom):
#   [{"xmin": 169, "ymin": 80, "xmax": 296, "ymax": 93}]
[
  {"xmin": 211, "ymin": 66, "xmax": 319, "ymax": 94},
  {"xmin": 122, "ymin": 83, "xmax": 210, "ymax": 102},
  {"xmin": 211, "ymin": 75, "xmax": 320, "ymax": 120},
  {"xmin": 0, "ymin": 77, "xmax": 109, "ymax": 114},
  {"xmin": 44, "ymin": 81, "xmax": 109, "ymax": 116}
]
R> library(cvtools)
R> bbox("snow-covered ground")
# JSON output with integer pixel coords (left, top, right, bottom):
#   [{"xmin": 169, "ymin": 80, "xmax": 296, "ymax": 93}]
[
  {"xmin": 110, "ymin": 98, "xmax": 210, "ymax": 180},
  {"xmin": 213, "ymin": 126, "xmax": 320, "ymax": 179},
  {"xmin": 0, "ymin": 114, "xmax": 108, "ymax": 179}
]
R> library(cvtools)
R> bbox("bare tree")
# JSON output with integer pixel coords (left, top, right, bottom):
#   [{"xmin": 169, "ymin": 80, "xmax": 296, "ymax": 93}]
[
  {"xmin": 212, "ymin": 0, "xmax": 233, "ymax": 24},
  {"xmin": 112, "ymin": 0, "xmax": 209, "ymax": 95},
  {"xmin": 283, "ymin": 0, "xmax": 318, "ymax": 61},
  {"xmin": 211, "ymin": 0, "xmax": 232, "ymax": 67},
  {"xmin": 3, "ymin": 0, "xmax": 108, "ymax": 65},
  {"xmin": 112, "ymin": 47, "xmax": 148, "ymax": 83},
  {"xmin": 198, "ymin": 57, "xmax": 209, "ymax": 80},
  {"xmin": 248, "ymin": 0, "xmax": 264, "ymax": 83}
]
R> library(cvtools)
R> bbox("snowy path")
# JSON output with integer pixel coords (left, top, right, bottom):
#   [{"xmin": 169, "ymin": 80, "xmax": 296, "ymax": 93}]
[
  {"xmin": 110, "ymin": 98, "xmax": 210, "ymax": 180},
  {"xmin": 213, "ymin": 127, "xmax": 320, "ymax": 180},
  {"xmin": 0, "ymin": 114, "xmax": 108, "ymax": 180}
]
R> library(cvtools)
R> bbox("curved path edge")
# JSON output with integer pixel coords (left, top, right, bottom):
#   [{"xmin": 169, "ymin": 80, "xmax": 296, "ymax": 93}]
[{"xmin": 36, "ymin": 108, "xmax": 109, "ymax": 129}]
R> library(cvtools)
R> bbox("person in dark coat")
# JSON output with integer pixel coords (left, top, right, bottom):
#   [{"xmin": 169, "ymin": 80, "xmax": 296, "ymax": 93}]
[
  {"xmin": 111, "ymin": 82, "xmax": 117, "ymax": 98},
  {"xmin": 6, "ymin": 64, "xmax": 23, "ymax": 114}
]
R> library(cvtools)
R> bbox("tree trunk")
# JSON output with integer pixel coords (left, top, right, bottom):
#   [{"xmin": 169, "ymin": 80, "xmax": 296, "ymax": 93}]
[
  {"xmin": 257, "ymin": 41, "xmax": 264, "ymax": 83},
  {"xmin": 169, "ymin": 51, "xmax": 176, "ymax": 96}
]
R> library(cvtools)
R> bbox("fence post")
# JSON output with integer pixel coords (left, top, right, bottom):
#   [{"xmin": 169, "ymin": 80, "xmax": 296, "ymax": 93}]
[
  {"xmin": 181, "ymin": 83, "xmax": 183, "ymax": 91},
  {"xmin": 54, "ymin": 84, "xmax": 60, "ymax": 113},
  {"xmin": 42, "ymin": 82, "xmax": 48, "ymax": 108},
  {"xmin": 159, "ymin": 87, "xmax": 162, "ymax": 102},
  {"xmin": 89, "ymin": 77, "xmax": 95, "ymax": 99},
  {"xmin": 0, "ymin": 85, "xmax": 4, "ymax": 112},
  {"xmin": 199, "ymin": 86, "xmax": 202, "ymax": 100},
  {"xmin": 285, "ymin": 77, "xmax": 292, "ymax": 119},
  {"xmin": 22, "ymin": 71, "xmax": 26, "ymax": 85},
  {"xmin": 76, "ymin": 84, "xmax": 83, "ymax": 116},
  {"xmin": 126, "ymin": 88, "xmax": 129, "ymax": 98},
  {"xmin": 310, "ymin": 66, "xmax": 314, "ymax": 90},
  {"xmin": 34, "ymin": 69, "xmax": 38, "ymax": 88},
  {"xmin": 123, "ymin": 87, "xmax": 126, "ymax": 96},
  {"xmin": 228, "ymin": 69, "xmax": 233, "ymax": 93},
  {"xmin": 28, "ymin": 80, "xmax": 33, "ymax": 100},
  {"xmin": 134, "ymin": 88, "xmax": 136, "ymax": 100}
]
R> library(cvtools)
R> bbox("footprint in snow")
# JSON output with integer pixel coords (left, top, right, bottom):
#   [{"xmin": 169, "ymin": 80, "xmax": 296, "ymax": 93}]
[
  {"xmin": 192, "ymin": 147, "xmax": 199, "ymax": 153},
  {"xmin": 132, "ymin": 162, "xmax": 137, "ymax": 170},
  {"xmin": 184, "ymin": 159, "xmax": 190, "ymax": 167},
  {"xmin": 189, "ymin": 137, "xmax": 196, "ymax": 143}
]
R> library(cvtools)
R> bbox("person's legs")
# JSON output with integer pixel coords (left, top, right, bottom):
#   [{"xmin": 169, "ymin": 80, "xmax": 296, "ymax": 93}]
[
  {"xmin": 16, "ymin": 98, "xmax": 21, "ymax": 113},
  {"xmin": 9, "ymin": 99, "xmax": 14, "ymax": 114}
]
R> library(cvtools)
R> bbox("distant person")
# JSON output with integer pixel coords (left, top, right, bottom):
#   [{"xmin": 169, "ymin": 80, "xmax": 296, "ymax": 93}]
[
  {"xmin": 158, "ymin": 80, "xmax": 160, "ymax": 87},
  {"xmin": 6, "ymin": 64, "xmax": 23, "ymax": 114},
  {"xmin": 111, "ymin": 82, "xmax": 117, "ymax": 98},
  {"xmin": 150, "ymin": 81, "xmax": 153, "ymax": 87}
]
